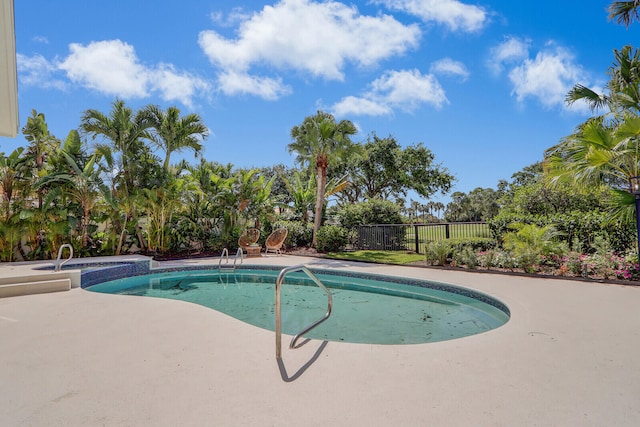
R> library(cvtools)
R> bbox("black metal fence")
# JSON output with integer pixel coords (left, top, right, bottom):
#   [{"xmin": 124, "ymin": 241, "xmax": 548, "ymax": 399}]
[{"xmin": 356, "ymin": 222, "xmax": 490, "ymax": 254}]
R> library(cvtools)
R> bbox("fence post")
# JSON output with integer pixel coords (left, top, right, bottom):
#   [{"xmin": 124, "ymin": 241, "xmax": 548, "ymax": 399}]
[
  {"xmin": 445, "ymin": 223, "xmax": 450, "ymax": 239},
  {"xmin": 414, "ymin": 224, "xmax": 420, "ymax": 253}
]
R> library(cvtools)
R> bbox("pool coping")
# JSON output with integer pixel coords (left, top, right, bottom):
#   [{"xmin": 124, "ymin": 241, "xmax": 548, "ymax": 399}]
[{"xmin": 2, "ymin": 254, "xmax": 640, "ymax": 426}]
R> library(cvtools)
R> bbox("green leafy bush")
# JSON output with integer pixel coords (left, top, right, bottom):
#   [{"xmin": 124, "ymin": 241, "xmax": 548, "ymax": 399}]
[
  {"xmin": 488, "ymin": 211, "xmax": 635, "ymax": 254},
  {"xmin": 447, "ymin": 237, "xmax": 497, "ymax": 252},
  {"xmin": 336, "ymin": 199, "xmax": 403, "ymax": 229},
  {"xmin": 273, "ymin": 220, "xmax": 313, "ymax": 248},
  {"xmin": 503, "ymin": 223, "xmax": 568, "ymax": 273},
  {"xmin": 424, "ymin": 240, "xmax": 451, "ymax": 266},
  {"xmin": 316, "ymin": 225, "xmax": 349, "ymax": 252},
  {"xmin": 452, "ymin": 246, "xmax": 478, "ymax": 269}
]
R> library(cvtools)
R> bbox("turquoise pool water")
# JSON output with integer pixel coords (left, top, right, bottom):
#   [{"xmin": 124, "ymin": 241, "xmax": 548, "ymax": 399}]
[{"xmin": 86, "ymin": 268, "xmax": 509, "ymax": 345}]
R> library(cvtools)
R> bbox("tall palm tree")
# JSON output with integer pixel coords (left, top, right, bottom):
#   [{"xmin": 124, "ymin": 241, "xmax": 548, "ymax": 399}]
[
  {"xmin": 22, "ymin": 110, "xmax": 58, "ymax": 209},
  {"xmin": 144, "ymin": 105, "xmax": 209, "ymax": 171},
  {"xmin": 81, "ymin": 99, "xmax": 154, "ymax": 253},
  {"xmin": 609, "ymin": 1, "xmax": 640, "ymax": 28},
  {"xmin": 288, "ymin": 111, "xmax": 358, "ymax": 246}
]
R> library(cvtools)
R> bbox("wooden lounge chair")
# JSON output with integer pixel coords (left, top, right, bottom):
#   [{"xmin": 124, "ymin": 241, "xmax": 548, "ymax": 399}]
[
  {"xmin": 264, "ymin": 228, "xmax": 288, "ymax": 256},
  {"xmin": 238, "ymin": 228, "xmax": 261, "ymax": 253}
]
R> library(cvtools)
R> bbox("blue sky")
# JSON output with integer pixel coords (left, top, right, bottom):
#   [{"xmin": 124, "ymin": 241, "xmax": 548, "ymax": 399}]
[{"xmin": 1, "ymin": 0, "xmax": 634, "ymax": 203}]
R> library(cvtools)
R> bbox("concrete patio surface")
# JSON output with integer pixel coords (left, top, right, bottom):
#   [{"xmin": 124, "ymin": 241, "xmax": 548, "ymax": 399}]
[{"xmin": 1, "ymin": 255, "xmax": 640, "ymax": 426}]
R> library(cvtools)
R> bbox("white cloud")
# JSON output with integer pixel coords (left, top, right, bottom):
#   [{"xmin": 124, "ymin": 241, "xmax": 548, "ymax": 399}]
[
  {"xmin": 488, "ymin": 36, "xmax": 530, "ymax": 74},
  {"xmin": 330, "ymin": 69, "xmax": 448, "ymax": 116},
  {"xmin": 151, "ymin": 64, "xmax": 211, "ymax": 108},
  {"xmin": 217, "ymin": 70, "xmax": 292, "ymax": 100},
  {"xmin": 199, "ymin": 0, "xmax": 420, "ymax": 99},
  {"xmin": 507, "ymin": 45, "xmax": 587, "ymax": 110},
  {"xmin": 430, "ymin": 58, "xmax": 469, "ymax": 81},
  {"xmin": 32, "ymin": 36, "xmax": 49, "ymax": 44},
  {"xmin": 373, "ymin": 0, "xmax": 488, "ymax": 32},
  {"xmin": 331, "ymin": 96, "xmax": 394, "ymax": 116},
  {"xmin": 59, "ymin": 40, "xmax": 149, "ymax": 98},
  {"xmin": 50, "ymin": 40, "xmax": 210, "ymax": 107},
  {"xmin": 17, "ymin": 53, "xmax": 66, "ymax": 90},
  {"xmin": 209, "ymin": 7, "xmax": 251, "ymax": 27},
  {"xmin": 489, "ymin": 39, "xmax": 590, "ymax": 111}
]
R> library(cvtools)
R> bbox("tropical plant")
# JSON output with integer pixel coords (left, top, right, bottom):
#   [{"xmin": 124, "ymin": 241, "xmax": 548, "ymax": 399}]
[
  {"xmin": 81, "ymin": 99, "xmax": 155, "ymax": 254},
  {"xmin": 281, "ymin": 170, "xmax": 316, "ymax": 223},
  {"xmin": 0, "ymin": 147, "xmax": 29, "ymax": 221},
  {"xmin": 424, "ymin": 240, "xmax": 451, "ymax": 266},
  {"xmin": 144, "ymin": 105, "xmax": 209, "ymax": 171},
  {"xmin": 503, "ymin": 223, "xmax": 568, "ymax": 273},
  {"xmin": 609, "ymin": 1, "xmax": 640, "ymax": 28},
  {"xmin": 288, "ymin": 111, "xmax": 358, "ymax": 246},
  {"xmin": 544, "ymin": 115, "xmax": 640, "ymax": 222},
  {"xmin": 22, "ymin": 110, "xmax": 57, "ymax": 170},
  {"xmin": 566, "ymin": 45, "xmax": 640, "ymax": 114}
]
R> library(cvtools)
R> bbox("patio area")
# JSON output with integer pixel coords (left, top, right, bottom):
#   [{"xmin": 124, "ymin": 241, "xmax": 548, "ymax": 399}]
[{"xmin": 1, "ymin": 255, "xmax": 639, "ymax": 426}]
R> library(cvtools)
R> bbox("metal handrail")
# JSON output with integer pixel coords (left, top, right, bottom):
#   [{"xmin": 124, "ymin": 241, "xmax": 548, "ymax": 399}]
[
  {"xmin": 54, "ymin": 244, "xmax": 73, "ymax": 272},
  {"xmin": 235, "ymin": 247, "xmax": 244, "ymax": 266},
  {"xmin": 218, "ymin": 247, "xmax": 244, "ymax": 271},
  {"xmin": 275, "ymin": 265, "xmax": 332, "ymax": 358}
]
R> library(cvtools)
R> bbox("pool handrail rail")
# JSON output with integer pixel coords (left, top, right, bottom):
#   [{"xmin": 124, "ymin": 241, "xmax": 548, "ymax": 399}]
[
  {"xmin": 218, "ymin": 247, "xmax": 244, "ymax": 272},
  {"xmin": 275, "ymin": 264, "xmax": 333, "ymax": 358},
  {"xmin": 54, "ymin": 243, "xmax": 74, "ymax": 272}
]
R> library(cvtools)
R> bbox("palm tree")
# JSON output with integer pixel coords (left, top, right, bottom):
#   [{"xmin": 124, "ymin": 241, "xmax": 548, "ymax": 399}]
[
  {"xmin": 544, "ymin": 115, "xmax": 639, "ymax": 220},
  {"xmin": 288, "ymin": 111, "xmax": 358, "ymax": 246},
  {"xmin": 566, "ymin": 45, "xmax": 640, "ymax": 114},
  {"xmin": 433, "ymin": 201, "xmax": 445, "ymax": 220},
  {"xmin": 144, "ymin": 105, "xmax": 209, "ymax": 171},
  {"xmin": 81, "ymin": 99, "xmax": 154, "ymax": 253},
  {"xmin": 282, "ymin": 171, "xmax": 316, "ymax": 223},
  {"xmin": 553, "ymin": 43, "xmax": 640, "ymax": 222},
  {"xmin": 22, "ymin": 110, "xmax": 58, "ymax": 209},
  {"xmin": 609, "ymin": 1, "xmax": 640, "ymax": 28},
  {"xmin": 410, "ymin": 200, "xmax": 421, "ymax": 223}
]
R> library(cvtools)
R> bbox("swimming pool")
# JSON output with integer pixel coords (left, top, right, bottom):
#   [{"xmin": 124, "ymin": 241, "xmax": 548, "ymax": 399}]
[{"xmin": 86, "ymin": 266, "xmax": 509, "ymax": 345}]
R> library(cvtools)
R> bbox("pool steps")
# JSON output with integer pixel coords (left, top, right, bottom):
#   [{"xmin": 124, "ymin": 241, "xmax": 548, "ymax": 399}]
[{"xmin": 0, "ymin": 278, "xmax": 71, "ymax": 298}]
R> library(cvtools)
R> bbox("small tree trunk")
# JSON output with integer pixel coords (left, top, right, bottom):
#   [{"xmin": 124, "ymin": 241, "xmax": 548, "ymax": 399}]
[
  {"xmin": 312, "ymin": 164, "xmax": 327, "ymax": 247},
  {"xmin": 116, "ymin": 216, "xmax": 128, "ymax": 255}
]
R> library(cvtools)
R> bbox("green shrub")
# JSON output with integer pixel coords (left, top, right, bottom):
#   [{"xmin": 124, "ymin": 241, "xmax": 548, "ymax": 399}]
[
  {"xmin": 503, "ymin": 223, "xmax": 568, "ymax": 273},
  {"xmin": 336, "ymin": 199, "xmax": 403, "ymax": 229},
  {"xmin": 273, "ymin": 220, "xmax": 313, "ymax": 248},
  {"xmin": 425, "ymin": 240, "xmax": 451, "ymax": 266},
  {"xmin": 316, "ymin": 225, "xmax": 349, "ymax": 252},
  {"xmin": 447, "ymin": 237, "xmax": 497, "ymax": 253},
  {"xmin": 488, "ymin": 211, "xmax": 636, "ymax": 254},
  {"xmin": 452, "ymin": 246, "xmax": 478, "ymax": 269}
]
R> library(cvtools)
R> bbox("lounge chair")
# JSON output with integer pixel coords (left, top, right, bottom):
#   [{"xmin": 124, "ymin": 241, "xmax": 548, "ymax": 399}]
[
  {"xmin": 264, "ymin": 228, "xmax": 288, "ymax": 256},
  {"xmin": 238, "ymin": 228, "xmax": 261, "ymax": 253}
]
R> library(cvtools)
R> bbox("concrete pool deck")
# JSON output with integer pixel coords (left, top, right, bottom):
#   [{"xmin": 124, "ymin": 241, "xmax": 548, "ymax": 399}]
[{"xmin": 1, "ymin": 255, "xmax": 639, "ymax": 426}]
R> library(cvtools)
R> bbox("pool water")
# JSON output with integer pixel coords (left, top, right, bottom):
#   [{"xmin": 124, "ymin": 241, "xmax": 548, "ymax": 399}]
[{"xmin": 86, "ymin": 268, "xmax": 509, "ymax": 345}]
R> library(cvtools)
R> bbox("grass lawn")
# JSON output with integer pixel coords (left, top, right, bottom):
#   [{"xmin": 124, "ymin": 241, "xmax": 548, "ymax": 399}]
[{"xmin": 326, "ymin": 250, "xmax": 424, "ymax": 265}]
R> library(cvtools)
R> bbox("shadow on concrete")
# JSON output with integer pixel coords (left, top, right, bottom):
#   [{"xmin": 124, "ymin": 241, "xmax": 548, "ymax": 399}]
[{"xmin": 276, "ymin": 339, "xmax": 329, "ymax": 382}]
